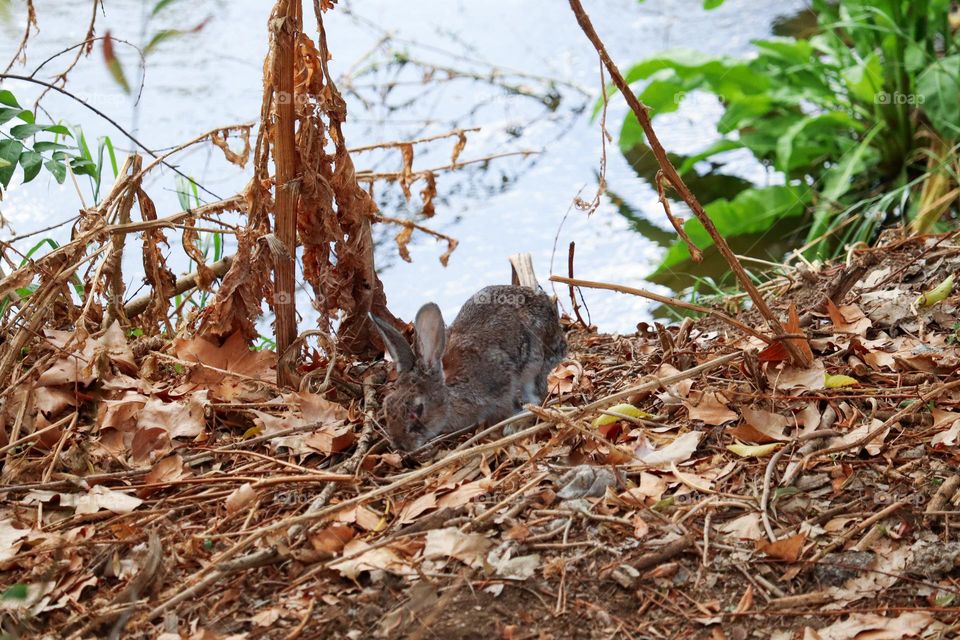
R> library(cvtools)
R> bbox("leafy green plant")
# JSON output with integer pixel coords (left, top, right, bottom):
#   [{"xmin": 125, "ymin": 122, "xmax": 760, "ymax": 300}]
[
  {"xmin": 612, "ymin": 0, "xmax": 960, "ymax": 274},
  {"xmin": 71, "ymin": 126, "xmax": 119, "ymax": 203},
  {"xmin": 0, "ymin": 237, "xmax": 86, "ymax": 318},
  {"xmin": 0, "ymin": 90, "xmax": 76, "ymax": 192}
]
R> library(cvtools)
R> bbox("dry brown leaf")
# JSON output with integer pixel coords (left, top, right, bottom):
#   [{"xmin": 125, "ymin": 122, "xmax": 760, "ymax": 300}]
[
  {"xmin": 547, "ymin": 360, "xmax": 583, "ymax": 395},
  {"xmin": 420, "ymin": 171, "xmax": 437, "ymax": 218},
  {"xmin": 632, "ymin": 515, "xmax": 650, "ymax": 540},
  {"xmin": 331, "ymin": 539, "xmax": 411, "ymax": 580},
  {"xmin": 335, "ymin": 504, "xmax": 383, "ymax": 532},
  {"xmin": 398, "ymin": 143, "xmax": 415, "ymax": 201},
  {"xmin": 720, "ymin": 513, "xmax": 764, "ymax": 541},
  {"xmin": 684, "ymin": 390, "xmax": 737, "ymax": 425},
  {"xmin": 144, "ymin": 454, "xmax": 192, "ymax": 486},
  {"xmin": 95, "ymin": 321, "xmax": 138, "ymax": 374},
  {"xmin": 210, "ymin": 127, "xmax": 251, "ymax": 169},
  {"xmin": 931, "ymin": 409, "xmax": 960, "ymax": 447},
  {"xmin": 250, "ymin": 607, "xmax": 283, "ymax": 627},
  {"xmin": 450, "ymin": 131, "xmax": 467, "ymax": 165},
  {"xmin": 99, "ymin": 391, "xmax": 149, "ymax": 431},
  {"xmin": 225, "ymin": 483, "xmax": 257, "ymax": 514},
  {"xmin": 131, "ymin": 426, "xmax": 171, "ymax": 463},
  {"xmin": 0, "ymin": 519, "xmax": 29, "ymax": 562},
  {"xmin": 787, "ymin": 303, "xmax": 814, "ymax": 363},
  {"xmin": 738, "ymin": 407, "xmax": 791, "ymax": 441},
  {"xmin": 423, "ymin": 527, "xmax": 491, "ymax": 569},
  {"xmin": 757, "ymin": 532, "xmax": 806, "ymax": 562},
  {"xmin": 768, "ymin": 360, "xmax": 826, "ymax": 390},
  {"xmin": 635, "ymin": 431, "xmax": 703, "ymax": 469},
  {"xmin": 669, "ymin": 462, "xmax": 714, "ymax": 492},
  {"xmin": 397, "ymin": 492, "xmax": 438, "ymax": 524},
  {"xmin": 394, "ymin": 223, "xmax": 414, "ymax": 263},
  {"xmin": 303, "ymin": 423, "xmax": 356, "ymax": 455},
  {"xmin": 808, "ymin": 611, "xmax": 935, "ymax": 639},
  {"xmin": 174, "ymin": 332, "xmax": 277, "ymax": 401},
  {"xmin": 310, "ymin": 524, "xmax": 355, "ymax": 555},
  {"xmin": 831, "ymin": 418, "xmax": 889, "ymax": 456},
  {"xmin": 618, "ymin": 471, "xmax": 668, "ymax": 505},
  {"xmin": 59, "ymin": 486, "xmax": 144, "ymax": 515},
  {"xmin": 33, "ymin": 387, "xmax": 78, "ymax": 416},
  {"xmin": 825, "ymin": 299, "xmax": 872, "ymax": 336},
  {"xmin": 284, "ymin": 391, "xmax": 349, "ymax": 423},
  {"xmin": 733, "ymin": 585, "xmax": 753, "ymax": 614},
  {"xmin": 636, "ymin": 431, "xmax": 703, "ymax": 469},
  {"xmin": 437, "ymin": 479, "xmax": 491, "ymax": 509},
  {"xmin": 138, "ymin": 391, "xmax": 207, "ymax": 439}
]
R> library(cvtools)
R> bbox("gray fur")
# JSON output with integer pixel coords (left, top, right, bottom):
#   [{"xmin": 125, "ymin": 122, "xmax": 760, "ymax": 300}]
[{"xmin": 373, "ymin": 285, "xmax": 565, "ymax": 451}]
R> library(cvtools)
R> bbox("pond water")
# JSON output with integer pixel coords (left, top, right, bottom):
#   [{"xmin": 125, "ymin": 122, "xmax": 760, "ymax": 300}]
[{"xmin": 0, "ymin": 0, "xmax": 806, "ymax": 334}]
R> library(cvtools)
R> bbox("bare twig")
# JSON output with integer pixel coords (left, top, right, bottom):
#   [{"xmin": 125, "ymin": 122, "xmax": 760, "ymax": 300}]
[{"xmin": 550, "ymin": 275, "xmax": 771, "ymax": 344}]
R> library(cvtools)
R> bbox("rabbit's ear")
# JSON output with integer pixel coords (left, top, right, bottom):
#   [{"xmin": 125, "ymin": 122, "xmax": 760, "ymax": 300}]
[
  {"xmin": 414, "ymin": 303, "xmax": 446, "ymax": 371},
  {"xmin": 369, "ymin": 314, "xmax": 415, "ymax": 373}
]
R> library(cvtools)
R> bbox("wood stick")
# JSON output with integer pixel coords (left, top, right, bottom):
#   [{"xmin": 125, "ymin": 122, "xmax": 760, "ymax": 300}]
[
  {"xmin": 551, "ymin": 275, "xmax": 770, "ymax": 344},
  {"xmin": 270, "ymin": 0, "xmax": 300, "ymax": 387},
  {"xmin": 124, "ymin": 255, "xmax": 234, "ymax": 319}
]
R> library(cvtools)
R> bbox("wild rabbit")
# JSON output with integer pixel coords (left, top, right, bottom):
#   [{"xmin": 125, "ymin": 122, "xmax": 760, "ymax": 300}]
[{"xmin": 370, "ymin": 283, "xmax": 565, "ymax": 451}]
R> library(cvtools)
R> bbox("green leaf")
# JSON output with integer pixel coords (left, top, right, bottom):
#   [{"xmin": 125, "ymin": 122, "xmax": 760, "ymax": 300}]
[
  {"xmin": 70, "ymin": 157, "xmax": 98, "ymax": 178},
  {"xmin": 654, "ymin": 185, "xmax": 811, "ymax": 274},
  {"xmin": 18, "ymin": 150, "xmax": 42, "ymax": 183},
  {"xmin": 703, "ymin": 0, "xmax": 724, "ymax": 8},
  {"xmin": 144, "ymin": 29, "xmax": 185, "ymax": 55},
  {"xmin": 0, "ymin": 106, "xmax": 31, "ymax": 126},
  {"xmin": 0, "ymin": 139, "xmax": 23, "ymax": 188},
  {"xmin": 0, "ymin": 90, "xmax": 20, "ymax": 108},
  {"xmin": 9, "ymin": 123, "xmax": 45, "ymax": 139},
  {"xmin": 841, "ymin": 51, "xmax": 884, "ymax": 104},
  {"xmin": 805, "ymin": 124, "xmax": 883, "ymax": 255},
  {"xmin": 32, "ymin": 141, "xmax": 71, "ymax": 154},
  {"xmin": 2, "ymin": 583, "xmax": 27, "ymax": 600},
  {"xmin": 44, "ymin": 158, "xmax": 66, "ymax": 184},
  {"xmin": 151, "ymin": 0, "xmax": 182, "ymax": 15},
  {"xmin": 102, "ymin": 33, "xmax": 131, "ymax": 93},
  {"xmin": 775, "ymin": 111, "xmax": 862, "ymax": 174},
  {"xmin": 74, "ymin": 127, "xmax": 93, "ymax": 162},
  {"xmin": 22, "ymin": 238, "xmax": 59, "ymax": 263},
  {"xmin": 102, "ymin": 136, "xmax": 119, "ymax": 177},
  {"xmin": 677, "ymin": 139, "xmax": 743, "ymax": 176},
  {"xmin": 175, "ymin": 176, "xmax": 192, "ymax": 211},
  {"xmin": 44, "ymin": 124, "xmax": 72, "ymax": 136},
  {"xmin": 617, "ymin": 111, "xmax": 647, "ymax": 152},
  {"xmin": 918, "ymin": 55, "xmax": 960, "ymax": 138}
]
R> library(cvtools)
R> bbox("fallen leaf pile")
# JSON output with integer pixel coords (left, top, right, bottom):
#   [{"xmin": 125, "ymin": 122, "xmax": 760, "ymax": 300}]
[{"xmin": 1, "ymin": 235, "xmax": 960, "ymax": 638}]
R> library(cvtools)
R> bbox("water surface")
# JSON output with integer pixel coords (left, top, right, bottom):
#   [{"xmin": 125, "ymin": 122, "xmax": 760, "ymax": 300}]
[{"xmin": 0, "ymin": 0, "xmax": 805, "ymax": 333}]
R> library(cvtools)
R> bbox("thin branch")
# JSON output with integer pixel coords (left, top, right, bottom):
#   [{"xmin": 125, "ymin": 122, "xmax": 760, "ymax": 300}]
[
  {"xmin": 347, "ymin": 127, "xmax": 480, "ymax": 153},
  {"xmin": 0, "ymin": 73, "xmax": 222, "ymax": 201},
  {"xmin": 550, "ymin": 275, "xmax": 771, "ymax": 344},
  {"xmin": 566, "ymin": 0, "xmax": 809, "ymax": 367}
]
